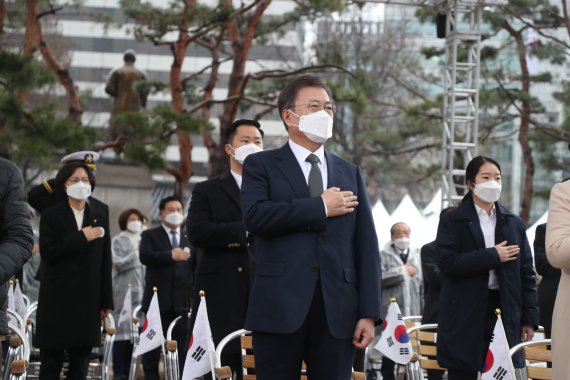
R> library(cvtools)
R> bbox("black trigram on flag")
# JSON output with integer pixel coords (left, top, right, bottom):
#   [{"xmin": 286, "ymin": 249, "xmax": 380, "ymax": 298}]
[
  {"xmin": 493, "ymin": 366, "xmax": 507, "ymax": 380},
  {"xmin": 397, "ymin": 313, "xmax": 403, "ymax": 321},
  {"xmin": 400, "ymin": 347, "xmax": 410, "ymax": 355},
  {"xmin": 146, "ymin": 329, "xmax": 156, "ymax": 340},
  {"xmin": 489, "ymin": 333, "xmax": 495, "ymax": 343},
  {"xmin": 387, "ymin": 337, "xmax": 394, "ymax": 347},
  {"xmin": 191, "ymin": 346, "xmax": 206, "ymax": 361}
]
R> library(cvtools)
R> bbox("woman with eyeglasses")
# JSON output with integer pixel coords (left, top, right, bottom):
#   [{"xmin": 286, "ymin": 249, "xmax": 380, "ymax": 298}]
[
  {"xmin": 434, "ymin": 155, "xmax": 538, "ymax": 379},
  {"xmin": 36, "ymin": 162, "xmax": 113, "ymax": 380}
]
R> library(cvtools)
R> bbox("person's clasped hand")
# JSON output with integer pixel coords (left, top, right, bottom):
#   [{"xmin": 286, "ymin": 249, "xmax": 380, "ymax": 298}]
[
  {"xmin": 495, "ymin": 240, "xmax": 520, "ymax": 262},
  {"xmin": 82, "ymin": 226, "xmax": 105, "ymax": 241},
  {"xmin": 321, "ymin": 187, "xmax": 359, "ymax": 217},
  {"xmin": 172, "ymin": 247, "xmax": 191, "ymax": 261}
]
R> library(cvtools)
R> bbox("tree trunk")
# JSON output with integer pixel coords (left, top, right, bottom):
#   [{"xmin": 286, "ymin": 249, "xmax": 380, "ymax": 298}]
[
  {"xmin": 23, "ymin": 0, "xmax": 82, "ymax": 123},
  {"xmin": 0, "ymin": 0, "xmax": 6, "ymax": 35},
  {"xmin": 502, "ymin": 20, "xmax": 534, "ymax": 223},
  {"xmin": 212, "ymin": 0, "xmax": 272, "ymax": 176},
  {"xmin": 168, "ymin": 0, "xmax": 195, "ymax": 204}
]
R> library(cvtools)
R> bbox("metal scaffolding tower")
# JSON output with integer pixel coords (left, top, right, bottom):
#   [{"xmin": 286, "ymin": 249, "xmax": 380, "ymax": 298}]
[{"xmin": 440, "ymin": 0, "xmax": 505, "ymax": 206}]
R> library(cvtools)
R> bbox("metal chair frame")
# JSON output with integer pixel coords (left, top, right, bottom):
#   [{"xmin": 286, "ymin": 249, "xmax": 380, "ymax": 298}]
[{"xmin": 509, "ymin": 339, "xmax": 552, "ymax": 380}]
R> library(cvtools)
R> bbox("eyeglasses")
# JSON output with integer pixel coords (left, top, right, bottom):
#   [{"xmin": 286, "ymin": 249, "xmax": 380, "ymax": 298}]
[
  {"xmin": 292, "ymin": 101, "xmax": 336, "ymax": 115},
  {"xmin": 67, "ymin": 177, "xmax": 90, "ymax": 185}
]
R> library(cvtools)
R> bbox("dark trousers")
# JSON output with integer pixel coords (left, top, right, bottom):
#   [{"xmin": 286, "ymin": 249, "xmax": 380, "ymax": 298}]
[
  {"xmin": 39, "ymin": 347, "xmax": 91, "ymax": 380},
  {"xmin": 112, "ymin": 340, "xmax": 133, "ymax": 378},
  {"xmin": 448, "ymin": 369, "xmax": 478, "ymax": 380},
  {"xmin": 141, "ymin": 309, "xmax": 180, "ymax": 380},
  {"xmin": 252, "ymin": 282, "xmax": 355, "ymax": 380}
]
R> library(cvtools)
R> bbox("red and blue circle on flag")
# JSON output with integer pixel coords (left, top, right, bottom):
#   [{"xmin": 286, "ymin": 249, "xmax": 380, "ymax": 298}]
[
  {"xmin": 482, "ymin": 350, "xmax": 494, "ymax": 373},
  {"xmin": 394, "ymin": 325, "xmax": 410, "ymax": 343}
]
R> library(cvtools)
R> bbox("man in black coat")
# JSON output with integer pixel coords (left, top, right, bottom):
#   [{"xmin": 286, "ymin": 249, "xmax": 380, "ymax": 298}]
[
  {"xmin": 0, "ymin": 158, "xmax": 33, "ymax": 335},
  {"xmin": 139, "ymin": 196, "xmax": 192, "ymax": 380},
  {"xmin": 187, "ymin": 119, "xmax": 263, "ymax": 380},
  {"xmin": 533, "ymin": 223, "xmax": 560, "ymax": 339}
]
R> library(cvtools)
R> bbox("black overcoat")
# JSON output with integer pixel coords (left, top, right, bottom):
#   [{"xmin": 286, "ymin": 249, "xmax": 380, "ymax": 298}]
[
  {"xmin": 421, "ymin": 241, "xmax": 442, "ymax": 324},
  {"xmin": 186, "ymin": 173, "xmax": 250, "ymax": 377},
  {"xmin": 533, "ymin": 223, "xmax": 560, "ymax": 336},
  {"xmin": 36, "ymin": 198, "xmax": 113, "ymax": 349},
  {"xmin": 435, "ymin": 195, "xmax": 538, "ymax": 370}
]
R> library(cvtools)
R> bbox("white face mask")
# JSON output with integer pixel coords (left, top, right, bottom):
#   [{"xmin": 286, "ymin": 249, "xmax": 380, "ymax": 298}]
[
  {"xmin": 66, "ymin": 182, "xmax": 91, "ymax": 200},
  {"xmin": 231, "ymin": 143, "xmax": 263, "ymax": 164},
  {"xmin": 288, "ymin": 110, "xmax": 333, "ymax": 143},
  {"xmin": 127, "ymin": 220, "xmax": 143, "ymax": 234},
  {"xmin": 164, "ymin": 211, "xmax": 184, "ymax": 227},
  {"xmin": 393, "ymin": 237, "xmax": 410, "ymax": 251},
  {"xmin": 474, "ymin": 180, "xmax": 502, "ymax": 203}
]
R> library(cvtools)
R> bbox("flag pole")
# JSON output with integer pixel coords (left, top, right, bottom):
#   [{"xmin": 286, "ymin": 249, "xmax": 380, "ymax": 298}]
[
  {"xmin": 199, "ymin": 290, "xmax": 217, "ymax": 379},
  {"xmin": 154, "ymin": 287, "xmax": 168, "ymax": 372}
]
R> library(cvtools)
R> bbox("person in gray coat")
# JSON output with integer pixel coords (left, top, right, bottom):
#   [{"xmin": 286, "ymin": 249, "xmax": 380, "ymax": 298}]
[
  {"xmin": 111, "ymin": 208, "xmax": 146, "ymax": 380},
  {"xmin": 0, "ymin": 157, "xmax": 34, "ymax": 334},
  {"xmin": 370, "ymin": 222, "xmax": 422, "ymax": 380}
]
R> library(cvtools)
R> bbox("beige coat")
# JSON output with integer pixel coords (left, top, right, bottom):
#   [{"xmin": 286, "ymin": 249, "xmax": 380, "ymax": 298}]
[{"xmin": 546, "ymin": 180, "xmax": 570, "ymax": 379}]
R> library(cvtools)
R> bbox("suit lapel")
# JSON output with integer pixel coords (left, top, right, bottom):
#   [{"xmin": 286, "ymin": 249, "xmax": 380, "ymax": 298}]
[
  {"xmin": 325, "ymin": 150, "xmax": 340, "ymax": 189},
  {"xmin": 275, "ymin": 144, "xmax": 310, "ymax": 198},
  {"xmin": 219, "ymin": 173, "xmax": 241, "ymax": 208}
]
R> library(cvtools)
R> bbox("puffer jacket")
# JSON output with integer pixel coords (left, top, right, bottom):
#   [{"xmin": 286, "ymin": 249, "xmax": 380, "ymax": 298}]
[{"xmin": 0, "ymin": 158, "xmax": 34, "ymax": 334}]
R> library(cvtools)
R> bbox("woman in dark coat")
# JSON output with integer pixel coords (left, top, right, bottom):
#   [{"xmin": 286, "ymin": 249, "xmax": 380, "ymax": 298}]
[
  {"xmin": 435, "ymin": 156, "xmax": 538, "ymax": 380},
  {"xmin": 36, "ymin": 162, "xmax": 113, "ymax": 380}
]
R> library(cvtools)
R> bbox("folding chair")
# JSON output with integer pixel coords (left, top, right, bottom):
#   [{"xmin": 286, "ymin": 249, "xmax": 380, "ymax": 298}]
[
  {"xmin": 214, "ymin": 329, "xmax": 365, "ymax": 380},
  {"xmin": 3, "ymin": 321, "xmax": 30, "ymax": 380},
  {"xmin": 164, "ymin": 312, "xmax": 192, "ymax": 380},
  {"xmin": 405, "ymin": 323, "xmax": 446, "ymax": 380},
  {"xmin": 509, "ymin": 339, "xmax": 552, "ymax": 380}
]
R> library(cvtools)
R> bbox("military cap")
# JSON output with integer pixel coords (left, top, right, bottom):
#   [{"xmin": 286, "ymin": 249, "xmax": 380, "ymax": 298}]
[{"xmin": 60, "ymin": 150, "xmax": 100, "ymax": 169}]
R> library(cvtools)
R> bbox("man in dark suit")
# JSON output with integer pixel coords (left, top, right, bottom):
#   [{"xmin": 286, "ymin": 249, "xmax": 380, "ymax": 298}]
[
  {"xmin": 187, "ymin": 119, "xmax": 263, "ymax": 380},
  {"xmin": 241, "ymin": 75, "xmax": 382, "ymax": 380},
  {"xmin": 140, "ymin": 196, "xmax": 192, "ymax": 380},
  {"xmin": 533, "ymin": 223, "xmax": 560, "ymax": 339}
]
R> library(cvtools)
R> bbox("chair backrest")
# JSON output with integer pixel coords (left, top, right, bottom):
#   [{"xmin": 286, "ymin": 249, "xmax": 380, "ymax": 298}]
[
  {"xmin": 214, "ymin": 329, "xmax": 364, "ymax": 380},
  {"xmin": 509, "ymin": 339, "xmax": 552, "ymax": 380},
  {"xmin": 406, "ymin": 323, "xmax": 446, "ymax": 379}
]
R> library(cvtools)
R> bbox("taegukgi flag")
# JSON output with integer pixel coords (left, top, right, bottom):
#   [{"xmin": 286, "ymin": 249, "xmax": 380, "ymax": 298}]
[
  {"xmin": 7, "ymin": 280, "xmax": 16, "ymax": 325},
  {"xmin": 481, "ymin": 310, "xmax": 515, "ymax": 380},
  {"xmin": 182, "ymin": 291, "xmax": 216, "ymax": 380},
  {"xmin": 133, "ymin": 289, "xmax": 164, "ymax": 357},
  {"xmin": 13, "ymin": 280, "xmax": 27, "ymax": 321},
  {"xmin": 374, "ymin": 298, "xmax": 413, "ymax": 364},
  {"xmin": 118, "ymin": 286, "xmax": 132, "ymax": 326}
]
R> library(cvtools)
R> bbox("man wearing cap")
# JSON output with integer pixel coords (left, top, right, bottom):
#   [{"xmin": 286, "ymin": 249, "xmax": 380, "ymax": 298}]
[
  {"xmin": 105, "ymin": 49, "xmax": 149, "ymax": 154},
  {"xmin": 186, "ymin": 119, "xmax": 263, "ymax": 380},
  {"xmin": 28, "ymin": 151, "xmax": 100, "ymax": 214}
]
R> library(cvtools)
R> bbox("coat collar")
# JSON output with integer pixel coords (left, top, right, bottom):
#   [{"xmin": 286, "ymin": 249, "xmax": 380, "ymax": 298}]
[
  {"xmin": 218, "ymin": 172, "xmax": 240, "ymax": 208},
  {"xmin": 452, "ymin": 194, "xmax": 516, "ymax": 248}
]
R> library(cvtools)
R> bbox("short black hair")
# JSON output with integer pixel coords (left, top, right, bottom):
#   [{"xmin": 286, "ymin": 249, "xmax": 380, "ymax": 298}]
[
  {"xmin": 465, "ymin": 155, "xmax": 501, "ymax": 186},
  {"xmin": 118, "ymin": 208, "xmax": 146, "ymax": 231},
  {"xmin": 277, "ymin": 75, "xmax": 332, "ymax": 124},
  {"xmin": 225, "ymin": 119, "xmax": 264, "ymax": 144},
  {"xmin": 159, "ymin": 195, "xmax": 182, "ymax": 211},
  {"xmin": 54, "ymin": 162, "xmax": 96, "ymax": 193}
]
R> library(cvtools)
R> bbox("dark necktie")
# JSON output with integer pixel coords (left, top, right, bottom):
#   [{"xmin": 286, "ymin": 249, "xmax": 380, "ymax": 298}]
[
  {"xmin": 306, "ymin": 154, "xmax": 323, "ymax": 197},
  {"xmin": 170, "ymin": 230, "xmax": 179, "ymax": 248},
  {"xmin": 400, "ymin": 251, "xmax": 408, "ymax": 264}
]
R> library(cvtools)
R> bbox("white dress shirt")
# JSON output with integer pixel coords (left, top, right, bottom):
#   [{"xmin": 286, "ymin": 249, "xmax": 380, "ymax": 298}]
[
  {"xmin": 475, "ymin": 204, "xmax": 499, "ymax": 289},
  {"xmin": 71, "ymin": 206, "xmax": 84, "ymax": 231},
  {"xmin": 288, "ymin": 140, "xmax": 328, "ymax": 190},
  {"xmin": 230, "ymin": 170, "xmax": 242, "ymax": 189}
]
